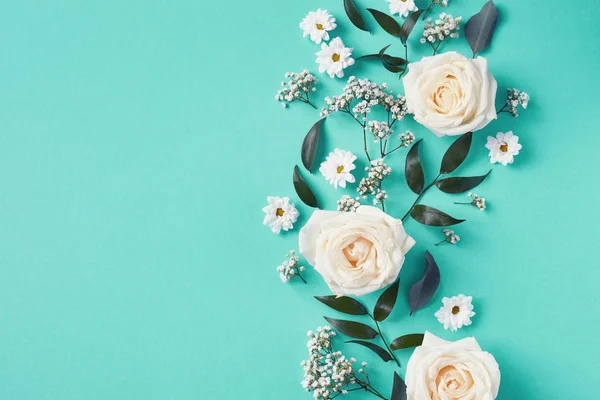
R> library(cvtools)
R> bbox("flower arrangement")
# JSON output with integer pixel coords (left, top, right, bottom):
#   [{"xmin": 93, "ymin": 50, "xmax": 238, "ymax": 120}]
[{"xmin": 265, "ymin": 1, "xmax": 530, "ymax": 398}]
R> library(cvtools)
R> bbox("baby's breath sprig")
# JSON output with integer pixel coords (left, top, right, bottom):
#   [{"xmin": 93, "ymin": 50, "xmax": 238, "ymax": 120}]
[
  {"xmin": 358, "ymin": 159, "xmax": 392, "ymax": 210},
  {"xmin": 277, "ymin": 250, "xmax": 306, "ymax": 283},
  {"xmin": 422, "ymin": 0, "xmax": 451, "ymax": 21},
  {"xmin": 420, "ymin": 14, "xmax": 461, "ymax": 55},
  {"xmin": 276, "ymin": 70, "xmax": 318, "ymax": 109},
  {"xmin": 455, "ymin": 192, "xmax": 486, "ymax": 211},
  {"xmin": 337, "ymin": 195, "xmax": 361, "ymax": 212},
  {"xmin": 435, "ymin": 229, "xmax": 460, "ymax": 246},
  {"xmin": 497, "ymin": 88, "xmax": 530, "ymax": 117}
]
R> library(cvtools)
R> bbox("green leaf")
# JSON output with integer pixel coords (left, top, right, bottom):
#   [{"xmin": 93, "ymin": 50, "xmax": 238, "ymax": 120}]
[
  {"xmin": 344, "ymin": 0, "xmax": 369, "ymax": 32},
  {"xmin": 346, "ymin": 340, "xmax": 393, "ymax": 362},
  {"xmin": 405, "ymin": 139, "xmax": 424, "ymax": 195},
  {"xmin": 440, "ymin": 132, "xmax": 472, "ymax": 174},
  {"xmin": 324, "ymin": 317, "xmax": 379, "ymax": 339},
  {"xmin": 373, "ymin": 279, "xmax": 400, "ymax": 322},
  {"xmin": 293, "ymin": 165, "xmax": 319, "ymax": 208},
  {"xmin": 390, "ymin": 334, "xmax": 425, "ymax": 350},
  {"xmin": 411, "ymin": 205, "xmax": 465, "ymax": 226},
  {"xmin": 435, "ymin": 171, "xmax": 491, "ymax": 194},
  {"xmin": 391, "ymin": 372, "xmax": 407, "ymax": 400},
  {"xmin": 464, "ymin": 0, "xmax": 499, "ymax": 57},
  {"xmin": 301, "ymin": 118, "xmax": 325, "ymax": 172},
  {"xmin": 378, "ymin": 45, "xmax": 404, "ymax": 73},
  {"xmin": 357, "ymin": 48, "xmax": 406, "ymax": 66},
  {"xmin": 399, "ymin": 9, "xmax": 424, "ymax": 44},
  {"xmin": 315, "ymin": 295, "xmax": 369, "ymax": 316},
  {"xmin": 409, "ymin": 251, "xmax": 440, "ymax": 315},
  {"xmin": 367, "ymin": 9, "xmax": 402, "ymax": 37}
]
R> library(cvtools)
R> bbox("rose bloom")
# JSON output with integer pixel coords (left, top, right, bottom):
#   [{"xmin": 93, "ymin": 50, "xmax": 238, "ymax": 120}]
[
  {"xmin": 299, "ymin": 206, "xmax": 415, "ymax": 296},
  {"xmin": 403, "ymin": 51, "xmax": 497, "ymax": 137},
  {"xmin": 406, "ymin": 332, "xmax": 501, "ymax": 400}
]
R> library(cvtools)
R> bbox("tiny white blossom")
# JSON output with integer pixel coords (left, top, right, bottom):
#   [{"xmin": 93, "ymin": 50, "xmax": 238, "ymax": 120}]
[
  {"xmin": 435, "ymin": 294, "xmax": 476, "ymax": 331},
  {"xmin": 485, "ymin": 131, "xmax": 522, "ymax": 166},
  {"xmin": 337, "ymin": 195, "xmax": 361, "ymax": 212},
  {"xmin": 299, "ymin": 9, "xmax": 337, "ymax": 44},
  {"xmin": 315, "ymin": 37, "xmax": 355, "ymax": 79},
  {"xmin": 436, "ymin": 229, "xmax": 460, "ymax": 246},
  {"xmin": 262, "ymin": 196, "xmax": 299, "ymax": 234},
  {"xmin": 319, "ymin": 149, "xmax": 357, "ymax": 189},
  {"xmin": 502, "ymin": 88, "xmax": 530, "ymax": 117},
  {"xmin": 275, "ymin": 70, "xmax": 318, "ymax": 108},
  {"xmin": 386, "ymin": 0, "xmax": 418, "ymax": 17},
  {"xmin": 277, "ymin": 250, "xmax": 306, "ymax": 283}
]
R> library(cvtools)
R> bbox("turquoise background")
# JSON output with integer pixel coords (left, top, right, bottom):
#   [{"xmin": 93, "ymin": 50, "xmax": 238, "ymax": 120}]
[{"xmin": 0, "ymin": 0, "xmax": 598, "ymax": 398}]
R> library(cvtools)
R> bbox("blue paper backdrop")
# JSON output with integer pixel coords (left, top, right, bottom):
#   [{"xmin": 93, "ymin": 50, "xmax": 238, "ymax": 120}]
[{"xmin": 0, "ymin": 0, "xmax": 598, "ymax": 399}]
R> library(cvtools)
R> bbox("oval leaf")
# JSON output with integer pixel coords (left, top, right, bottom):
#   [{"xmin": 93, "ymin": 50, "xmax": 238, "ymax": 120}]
[
  {"xmin": 374, "ymin": 279, "xmax": 400, "ymax": 322},
  {"xmin": 440, "ymin": 132, "xmax": 472, "ymax": 174},
  {"xmin": 391, "ymin": 372, "xmax": 407, "ymax": 400},
  {"xmin": 435, "ymin": 171, "xmax": 491, "ymax": 194},
  {"xmin": 390, "ymin": 333, "xmax": 425, "ymax": 350},
  {"xmin": 405, "ymin": 139, "xmax": 424, "ymax": 195},
  {"xmin": 367, "ymin": 9, "xmax": 402, "ymax": 37},
  {"xmin": 464, "ymin": 0, "xmax": 499, "ymax": 57},
  {"xmin": 344, "ymin": 0, "xmax": 369, "ymax": 32},
  {"xmin": 399, "ymin": 9, "xmax": 424, "ymax": 44},
  {"xmin": 346, "ymin": 340, "xmax": 393, "ymax": 362},
  {"xmin": 379, "ymin": 45, "xmax": 404, "ymax": 73},
  {"xmin": 357, "ymin": 47, "xmax": 406, "ymax": 66},
  {"xmin": 315, "ymin": 295, "xmax": 369, "ymax": 316},
  {"xmin": 411, "ymin": 205, "xmax": 464, "ymax": 226},
  {"xmin": 293, "ymin": 165, "xmax": 319, "ymax": 208},
  {"xmin": 409, "ymin": 251, "xmax": 440, "ymax": 315},
  {"xmin": 323, "ymin": 317, "xmax": 378, "ymax": 339},
  {"xmin": 301, "ymin": 118, "xmax": 325, "ymax": 172}
]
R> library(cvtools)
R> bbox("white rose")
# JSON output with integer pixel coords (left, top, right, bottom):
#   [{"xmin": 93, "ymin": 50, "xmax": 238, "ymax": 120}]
[
  {"xmin": 406, "ymin": 332, "xmax": 501, "ymax": 400},
  {"xmin": 403, "ymin": 51, "xmax": 498, "ymax": 137},
  {"xmin": 298, "ymin": 206, "xmax": 415, "ymax": 297}
]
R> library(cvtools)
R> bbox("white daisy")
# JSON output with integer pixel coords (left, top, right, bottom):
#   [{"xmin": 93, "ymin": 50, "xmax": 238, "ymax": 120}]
[
  {"xmin": 319, "ymin": 149, "xmax": 357, "ymax": 189},
  {"xmin": 262, "ymin": 196, "xmax": 299, "ymax": 234},
  {"xmin": 300, "ymin": 9, "xmax": 337, "ymax": 44},
  {"xmin": 315, "ymin": 37, "xmax": 355, "ymax": 79},
  {"xmin": 435, "ymin": 294, "xmax": 476, "ymax": 332},
  {"xmin": 386, "ymin": 0, "xmax": 418, "ymax": 17},
  {"xmin": 485, "ymin": 131, "xmax": 522, "ymax": 166}
]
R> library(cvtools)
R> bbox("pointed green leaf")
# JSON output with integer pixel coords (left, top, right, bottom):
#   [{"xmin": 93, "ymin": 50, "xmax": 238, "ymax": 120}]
[
  {"xmin": 357, "ymin": 47, "xmax": 406, "ymax": 66},
  {"xmin": 293, "ymin": 165, "xmax": 319, "ymax": 208},
  {"xmin": 315, "ymin": 295, "xmax": 369, "ymax": 316},
  {"xmin": 440, "ymin": 132, "xmax": 472, "ymax": 174},
  {"xmin": 405, "ymin": 139, "xmax": 424, "ymax": 195},
  {"xmin": 344, "ymin": 0, "xmax": 369, "ymax": 32},
  {"xmin": 378, "ymin": 45, "xmax": 404, "ymax": 72},
  {"xmin": 411, "ymin": 205, "xmax": 464, "ymax": 226},
  {"xmin": 390, "ymin": 334, "xmax": 425, "ymax": 350},
  {"xmin": 435, "ymin": 171, "xmax": 491, "ymax": 194},
  {"xmin": 399, "ymin": 9, "xmax": 424, "ymax": 44},
  {"xmin": 464, "ymin": 0, "xmax": 499, "ymax": 57},
  {"xmin": 409, "ymin": 251, "xmax": 440, "ymax": 315},
  {"xmin": 391, "ymin": 372, "xmax": 407, "ymax": 400},
  {"xmin": 373, "ymin": 279, "xmax": 400, "ymax": 322},
  {"xmin": 301, "ymin": 118, "xmax": 325, "ymax": 172},
  {"xmin": 324, "ymin": 317, "xmax": 378, "ymax": 339},
  {"xmin": 346, "ymin": 340, "xmax": 393, "ymax": 362},
  {"xmin": 367, "ymin": 9, "xmax": 402, "ymax": 37}
]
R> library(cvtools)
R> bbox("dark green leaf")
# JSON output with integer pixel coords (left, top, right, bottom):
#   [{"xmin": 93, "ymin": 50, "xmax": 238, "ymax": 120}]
[
  {"xmin": 435, "ymin": 171, "xmax": 491, "ymax": 194},
  {"xmin": 440, "ymin": 132, "xmax": 472, "ymax": 174},
  {"xmin": 324, "ymin": 317, "xmax": 378, "ymax": 339},
  {"xmin": 301, "ymin": 118, "xmax": 325, "ymax": 172},
  {"xmin": 411, "ymin": 205, "xmax": 464, "ymax": 226},
  {"xmin": 405, "ymin": 139, "xmax": 424, "ymax": 195},
  {"xmin": 293, "ymin": 165, "xmax": 319, "ymax": 208},
  {"xmin": 390, "ymin": 334, "xmax": 424, "ymax": 350},
  {"xmin": 464, "ymin": 0, "xmax": 499, "ymax": 57},
  {"xmin": 357, "ymin": 49, "xmax": 406, "ymax": 66},
  {"xmin": 379, "ymin": 45, "xmax": 404, "ymax": 73},
  {"xmin": 391, "ymin": 372, "xmax": 407, "ymax": 400},
  {"xmin": 346, "ymin": 340, "xmax": 393, "ymax": 362},
  {"xmin": 344, "ymin": 0, "xmax": 369, "ymax": 32},
  {"xmin": 373, "ymin": 279, "xmax": 400, "ymax": 321},
  {"xmin": 367, "ymin": 9, "xmax": 402, "ymax": 37},
  {"xmin": 409, "ymin": 251, "xmax": 440, "ymax": 315},
  {"xmin": 315, "ymin": 295, "xmax": 369, "ymax": 316},
  {"xmin": 399, "ymin": 9, "xmax": 424, "ymax": 44}
]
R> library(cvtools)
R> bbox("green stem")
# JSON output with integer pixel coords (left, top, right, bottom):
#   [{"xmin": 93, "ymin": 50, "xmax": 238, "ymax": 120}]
[
  {"xmin": 370, "ymin": 315, "xmax": 400, "ymax": 368},
  {"xmin": 401, "ymin": 173, "xmax": 442, "ymax": 222}
]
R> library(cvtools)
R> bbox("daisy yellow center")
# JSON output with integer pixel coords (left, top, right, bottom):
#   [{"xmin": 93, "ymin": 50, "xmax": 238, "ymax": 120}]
[
  {"xmin": 316, "ymin": 23, "xmax": 324, "ymax": 30},
  {"xmin": 499, "ymin": 143, "xmax": 509, "ymax": 152},
  {"xmin": 276, "ymin": 208, "xmax": 285, "ymax": 217},
  {"xmin": 332, "ymin": 53, "xmax": 341, "ymax": 62},
  {"xmin": 336, "ymin": 165, "xmax": 345, "ymax": 173},
  {"xmin": 451, "ymin": 305, "xmax": 460, "ymax": 314},
  {"xmin": 401, "ymin": 0, "xmax": 408, "ymax": 2}
]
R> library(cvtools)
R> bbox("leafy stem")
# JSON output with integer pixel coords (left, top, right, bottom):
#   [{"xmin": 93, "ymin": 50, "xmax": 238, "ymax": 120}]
[
  {"xmin": 497, "ymin": 103, "xmax": 509, "ymax": 114},
  {"xmin": 369, "ymin": 314, "xmax": 399, "ymax": 367},
  {"xmin": 399, "ymin": 44, "xmax": 409, "ymax": 78},
  {"xmin": 422, "ymin": 0, "xmax": 435, "ymax": 20},
  {"xmin": 401, "ymin": 173, "xmax": 442, "ymax": 221}
]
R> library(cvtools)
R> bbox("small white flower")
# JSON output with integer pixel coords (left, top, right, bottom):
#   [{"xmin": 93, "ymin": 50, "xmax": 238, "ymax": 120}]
[
  {"xmin": 300, "ymin": 9, "xmax": 337, "ymax": 44},
  {"xmin": 435, "ymin": 294, "xmax": 475, "ymax": 331},
  {"xmin": 386, "ymin": 0, "xmax": 418, "ymax": 17},
  {"xmin": 485, "ymin": 131, "xmax": 522, "ymax": 166},
  {"xmin": 319, "ymin": 149, "xmax": 357, "ymax": 188},
  {"xmin": 262, "ymin": 196, "xmax": 299, "ymax": 234},
  {"xmin": 315, "ymin": 37, "xmax": 355, "ymax": 79}
]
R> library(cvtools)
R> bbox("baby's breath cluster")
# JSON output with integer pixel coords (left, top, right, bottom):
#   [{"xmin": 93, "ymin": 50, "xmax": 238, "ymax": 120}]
[
  {"xmin": 277, "ymin": 250, "xmax": 306, "ymax": 283},
  {"xmin": 398, "ymin": 131, "xmax": 416, "ymax": 148},
  {"xmin": 436, "ymin": 229, "xmax": 460, "ymax": 246},
  {"xmin": 455, "ymin": 193, "xmax": 486, "ymax": 211},
  {"xmin": 337, "ymin": 195, "xmax": 361, "ymax": 212},
  {"xmin": 368, "ymin": 121, "xmax": 392, "ymax": 142},
  {"xmin": 358, "ymin": 160, "xmax": 392, "ymax": 206},
  {"xmin": 276, "ymin": 70, "xmax": 318, "ymax": 109},
  {"xmin": 502, "ymin": 88, "xmax": 530, "ymax": 117},
  {"xmin": 421, "ymin": 13, "xmax": 461, "ymax": 54}
]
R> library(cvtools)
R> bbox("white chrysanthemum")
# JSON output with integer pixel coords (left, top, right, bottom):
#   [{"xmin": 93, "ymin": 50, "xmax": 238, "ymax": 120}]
[
  {"xmin": 315, "ymin": 37, "xmax": 355, "ymax": 78},
  {"xmin": 485, "ymin": 131, "xmax": 522, "ymax": 166},
  {"xmin": 262, "ymin": 196, "xmax": 299, "ymax": 234},
  {"xmin": 319, "ymin": 149, "xmax": 357, "ymax": 188},
  {"xmin": 300, "ymin": 9, "xmax": 337, "ymax": 44},
  {"xmin": 435, "ymin": 294, "xmax": 476, "ymax": 332},
  {"xmin": 386, "ymin": 0, "xmax": 418, "ymax": 17}
]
